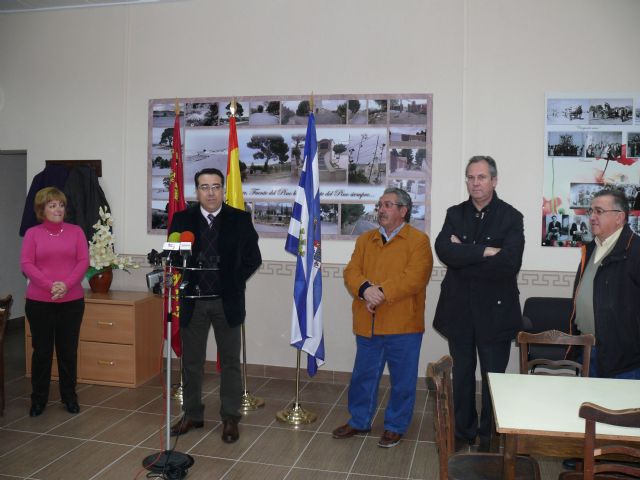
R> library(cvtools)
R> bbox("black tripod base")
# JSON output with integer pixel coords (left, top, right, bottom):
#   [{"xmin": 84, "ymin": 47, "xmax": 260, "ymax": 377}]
[{"xmin": 143, "ymin": 450, "xmax": 194, "ymax": 479}]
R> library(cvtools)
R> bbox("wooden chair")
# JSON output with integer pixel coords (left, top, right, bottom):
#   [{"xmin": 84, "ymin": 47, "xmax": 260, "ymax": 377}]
[
  {"xmin": 427, "ymin": 355, "xmax": 541, "ymax": 480},
  {"xmin": 517, "ymin": 330, "xmax": 595, "ymax": 377},
  {"xmin": 559, "ymin": 402, "xmax": 640, "ymax": 479},
  {"xmin": 0, "ymin": 294, "xmax": 13, "ymax": 416}
]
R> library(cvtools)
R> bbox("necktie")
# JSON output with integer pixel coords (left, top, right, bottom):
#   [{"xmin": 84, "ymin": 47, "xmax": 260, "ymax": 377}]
[{"xmin": 208, "ymin": 213, "xmax": 215, "ymax": 229}]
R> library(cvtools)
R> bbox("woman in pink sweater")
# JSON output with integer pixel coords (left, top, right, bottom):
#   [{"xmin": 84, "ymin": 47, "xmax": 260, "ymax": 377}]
[{"xmin": 21, "ymin": 187, "xmax": 89, "ymax": 417}]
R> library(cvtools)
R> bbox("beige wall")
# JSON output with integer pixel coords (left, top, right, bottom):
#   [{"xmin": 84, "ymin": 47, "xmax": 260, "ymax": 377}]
[{"xmin": 1, "ymin": 0, "xmax": 637, "ymax": 373}]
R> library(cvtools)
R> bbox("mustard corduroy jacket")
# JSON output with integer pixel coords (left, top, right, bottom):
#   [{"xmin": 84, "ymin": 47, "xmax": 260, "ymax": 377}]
[{"xmin": 344, "ymin": 224, "xmax": 433, "ymax": 337}]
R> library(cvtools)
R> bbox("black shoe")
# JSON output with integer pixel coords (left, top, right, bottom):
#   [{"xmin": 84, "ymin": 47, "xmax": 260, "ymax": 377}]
[
  {"xmin": 222, "ymin": 419, "xmax": 239, "ymax": 444},
  {"xmin": 29, "ymin": 403, "xmax": 46, "ymax": 417},
  {"xmin": 170, "ymin": 417, "xmax": 204, "ymax": 436},
  {"xmin": 64, "ymin": 401, "xmax": 80, "ymax": 414}
]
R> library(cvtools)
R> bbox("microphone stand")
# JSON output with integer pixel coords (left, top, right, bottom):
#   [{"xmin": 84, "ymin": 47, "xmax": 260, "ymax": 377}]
[{"xmin": 143, "ymin": 254, "xmax": 194, "ymax": 477}]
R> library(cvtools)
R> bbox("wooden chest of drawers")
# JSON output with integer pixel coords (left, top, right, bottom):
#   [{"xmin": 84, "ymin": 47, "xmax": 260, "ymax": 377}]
[{"xmin": 25, "ymin": 290, "xmax": 163, "ymax": 388}]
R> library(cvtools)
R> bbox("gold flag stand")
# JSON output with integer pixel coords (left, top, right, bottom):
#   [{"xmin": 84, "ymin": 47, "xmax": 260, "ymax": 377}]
[
  {"xmin": 171, "ymin": 358, "xmax": 183, "ymax": 404},
  {"xmin": 240, "ymin": 323, "xmax": 265, "ymax": 411},
  {"xmin": 276, "ymin": 349, "xmax": 317, "ymax": 425}
]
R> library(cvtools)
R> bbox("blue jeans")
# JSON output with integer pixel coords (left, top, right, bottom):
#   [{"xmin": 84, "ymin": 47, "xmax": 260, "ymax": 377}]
[
  {"xmin": 588, "ymin": 347, "xmax": 640, "ymax": 379},
  {"xmin": 347, "ymin": 332, "xmax": 423, "ymax": 435}
]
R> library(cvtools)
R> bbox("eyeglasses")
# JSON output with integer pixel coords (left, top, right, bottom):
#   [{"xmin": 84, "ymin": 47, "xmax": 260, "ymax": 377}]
[
  {"xmin": 587, "ymin": 207, "xmax": 622, "ymax": 216},
  {"xmin": 198, "ymin": 184, "xmax": 222, "ymax": 192},
  {"xmin": 465, "ymin": 174, "xmax": 492, "ymax": 183},
  {"xmin": 375, "ymin": 201, "xmax": 404, "ymax": 210}
]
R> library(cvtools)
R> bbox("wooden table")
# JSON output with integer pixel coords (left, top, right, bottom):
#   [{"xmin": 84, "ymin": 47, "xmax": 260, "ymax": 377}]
[{"xmin": 488, "ymin": 373, "xmax": 640, "ymax": 480}]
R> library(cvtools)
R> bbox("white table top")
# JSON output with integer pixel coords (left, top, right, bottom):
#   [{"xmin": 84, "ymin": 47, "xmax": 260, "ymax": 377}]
[{"xmin": 488, "ymin": 373, "xmax": 640, "ymax": 440}]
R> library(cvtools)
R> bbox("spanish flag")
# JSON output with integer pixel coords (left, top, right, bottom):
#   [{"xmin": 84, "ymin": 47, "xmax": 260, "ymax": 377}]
[{"xmin": 226, "ymin": 114, "xmax": 244, "ymax": 210}]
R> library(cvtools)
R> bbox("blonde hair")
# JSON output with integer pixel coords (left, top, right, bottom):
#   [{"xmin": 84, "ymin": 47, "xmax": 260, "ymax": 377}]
[{"xmin": 34, "ymin": 187, "xmax": 67, "ymax": 222}]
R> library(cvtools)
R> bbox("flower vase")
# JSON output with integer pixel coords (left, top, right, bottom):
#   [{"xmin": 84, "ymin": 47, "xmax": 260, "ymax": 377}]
[{"xmin": 89, "ymin": 267, "xmax": 113, "ymax": 293}]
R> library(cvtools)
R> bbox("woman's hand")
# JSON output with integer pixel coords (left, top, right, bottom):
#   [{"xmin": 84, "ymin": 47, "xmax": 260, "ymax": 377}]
[{"xmin": 51, "ymin": 281, "xmax": 68, "ymax": 300}]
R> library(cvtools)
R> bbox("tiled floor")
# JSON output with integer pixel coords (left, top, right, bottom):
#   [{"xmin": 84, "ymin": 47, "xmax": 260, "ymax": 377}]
[{"xmin": 1, "ymin": 321, "xmax": 565, "ymax": 479}]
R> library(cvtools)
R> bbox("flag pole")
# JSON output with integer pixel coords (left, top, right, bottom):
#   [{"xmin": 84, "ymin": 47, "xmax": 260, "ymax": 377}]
[
  {"xmin": 226, "ymin": 97, "xmax": 264, "ymax": 411},
  {"xmin": 240, "ymin": 323, "xmax": 264, "ymax": 411},
  {"xmin": 276, "ymin": 349, "xmax": 317, "ymax": 425},
  {"xmin": 170, "ymin": 98, "xmax": 184, "ymax": 404},
  {"xmin": 277, "ymin": 93, "xmax": 321, "ymax": 425},
  {"xmin": 171, "ymin": 360, "xmax": 183, "ymax": 404}
]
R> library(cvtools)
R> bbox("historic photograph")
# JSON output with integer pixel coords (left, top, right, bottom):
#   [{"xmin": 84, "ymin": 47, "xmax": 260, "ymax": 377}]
[
  {"xmin": 542, "ymin": 213, "xmax": 591, "ymax": 246},
  {"xmin": 320, "ymin": 203, "xmax": 339, "ymax": 235},
  {"xmin": 340, "ymin": 203, "xmax": 377, "ymax": 236},
  {"xmin": 627, "ymin": 132, "xmax": 640, "ymax": 157},
  {"xmin": 546, "ymin": 98, "xmax": 589, "ymax": 125},
  {"xmin": 185, "ymin": 102, "xmax": 218, "ymax": 126},
  {"xmin": 249, "ymin": 101, "xmax": 280, "ymax": 125},
  {"xmin": 389, "ymin": 98, "xmax": 428, "ymax": 124},
  {"xmin": 315, "ymin": 99, "xmax": 347, "ymax": 125},
  {"xmin": 389, "ymin": 126, "xmax": 427, "ymax": 145},
  {"xmin": 389, "ymin": 178, "xmax": 426, "ymax": 202},
  {"xmin": 152, "ymin": 102, "xmax": 180, "ymax": 128},
  {"xmin": 410, "ymin": 203, "xmax": 426, "ymax": 232},
  {"xmin": 219, "ymin": 100, "xmax": 249, "ymax": 125},
  {"xmin": 588, "ymin": 98, "xmax": 633, "ymax": 125},
  {"xmin": 253, "ymin": 202, "xmax": 292, "ymax": 235},
  {"xmin": 584, "ymin": 131, "xmax": 623, "ymax": 159},
  {"xmin": 547, "ymin": 131, "xmax": 585, "ymax": 157},
  {"xmin": 368, "ymin": 99, "xmax": 387, "ymax": 124},
  {"xmin": 389, "ymin": 148, "xmax": 428, "ymax": 177},
  {"xmin": 281, "ymin": 100, "xmax": 311, "ymax": 126},
  {"xmin": 347, "ymin": 99, "xmax": 368, "ymax": 125},
  {"xmin": 570, "ymin": 182, "xmax": 604, "ymax": 209},
  {"xmin": 347, "ymin": 128, "xmax": 387, "ymax": 186}
]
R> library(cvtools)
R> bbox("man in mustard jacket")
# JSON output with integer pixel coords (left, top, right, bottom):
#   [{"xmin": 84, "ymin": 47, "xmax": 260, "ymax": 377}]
[{"xmin": 332, "ymin": 187, "xmax": 433, "ymax": 448}]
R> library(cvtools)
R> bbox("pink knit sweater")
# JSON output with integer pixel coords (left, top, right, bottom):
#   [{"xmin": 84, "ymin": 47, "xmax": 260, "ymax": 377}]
[{"xmin": 20, "ymin": 220, "xmax": 89, "ymax": 302}]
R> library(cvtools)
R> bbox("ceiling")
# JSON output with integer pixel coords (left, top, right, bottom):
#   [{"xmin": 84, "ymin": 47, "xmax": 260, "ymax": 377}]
[{"xmin": 0, "ymin": 0, "xmax": 186, "ymax": 14}]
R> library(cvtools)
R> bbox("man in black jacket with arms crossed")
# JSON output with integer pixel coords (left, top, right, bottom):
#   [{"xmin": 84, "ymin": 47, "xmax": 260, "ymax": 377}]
[{"xmin": 433, "ymin": 156, "xmax": 524, "ymax": 451}]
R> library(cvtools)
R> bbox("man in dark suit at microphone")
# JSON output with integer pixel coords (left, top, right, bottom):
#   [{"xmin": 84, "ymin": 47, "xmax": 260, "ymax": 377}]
[{"xmin": 169, "ymin": 167, "xmax": 261, "ymax": 443}]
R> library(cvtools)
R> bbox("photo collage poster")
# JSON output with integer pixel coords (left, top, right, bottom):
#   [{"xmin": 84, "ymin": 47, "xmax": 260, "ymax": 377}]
[
  {"xmin": 149, "ymin": 94, "xmax": 433, "ymax": 238},
  {"xmin": 543, "ymin": 94, "xmax": 640, "ymax": 247}
]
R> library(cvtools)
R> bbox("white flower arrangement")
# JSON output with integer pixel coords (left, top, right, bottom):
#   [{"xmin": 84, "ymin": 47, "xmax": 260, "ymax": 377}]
[{"xmin": 86, "ymin": 206, "xmax": 138, "ymax": 280}]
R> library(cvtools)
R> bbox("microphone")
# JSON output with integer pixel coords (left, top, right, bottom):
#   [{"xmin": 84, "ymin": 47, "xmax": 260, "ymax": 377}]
[
  {"xmin": 179, "ymin": 231, "xmax": 195, "ymax": 295},
  {"xmin": 179, "ymin": 231, "xmax": 195, "ymax": 267},
  {"xmin": 163, "ymin": 231, "xmax": 182, "ymax": 264}
]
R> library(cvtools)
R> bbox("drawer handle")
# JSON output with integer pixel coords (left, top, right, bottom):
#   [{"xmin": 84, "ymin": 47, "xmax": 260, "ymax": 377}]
[
  {"xmin": 97, "ymin": 321, "xmax": 114, "ymax": 327},
  {"xmin": 97, "ymin": 360, "xmax": 116, "ymax": 367}
]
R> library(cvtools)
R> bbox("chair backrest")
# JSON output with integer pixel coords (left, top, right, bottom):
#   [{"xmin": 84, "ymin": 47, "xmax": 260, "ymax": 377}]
[
  {"xmin": 517, "ymin": 330, "xmax": 595, "ymax": 376},
  {"xmin": 427, "ymin": 355, "xmax": 454, "ymax": 480},
  {"xmin": 522, "ymin": 297, "xmax": 573, "ymax": 333},
  {"xmin": 522, "ymin": 297, "xmax": 574, "ymax": 362},
  {"xmin": 579, "ymin": 402, "xmax": 640, "ymax": 479}
]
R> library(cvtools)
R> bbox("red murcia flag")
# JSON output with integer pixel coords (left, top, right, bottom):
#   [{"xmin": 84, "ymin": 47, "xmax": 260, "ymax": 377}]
[{"xmin": 165, "ymin": 101, "xmax": 186, "ymax": 357}]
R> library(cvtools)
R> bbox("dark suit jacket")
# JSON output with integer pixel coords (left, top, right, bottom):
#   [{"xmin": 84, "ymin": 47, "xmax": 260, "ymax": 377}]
[
  {"xmin": 433, "ymin": 193, "xmax": 525, "ymax": 344},
  {"xmin": 169, "ymin": 203, "xmax": 262, "ymax": 327}
]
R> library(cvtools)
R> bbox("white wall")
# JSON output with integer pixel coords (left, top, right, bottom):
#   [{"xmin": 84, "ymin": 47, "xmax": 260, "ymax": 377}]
[{"xmin": 1, "ymin": 0, "xmax": 638, "ymax": 372}]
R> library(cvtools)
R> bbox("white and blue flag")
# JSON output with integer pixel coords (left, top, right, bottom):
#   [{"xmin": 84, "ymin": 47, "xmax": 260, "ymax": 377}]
[{"xmin": 285, "ymin": 112, "xmax": 324, "ymax": 376}]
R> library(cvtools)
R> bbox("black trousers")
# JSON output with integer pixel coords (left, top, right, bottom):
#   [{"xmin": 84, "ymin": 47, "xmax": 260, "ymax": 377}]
[
  {"xmin": 25, "ymin": 298, "xmax": 84, "ymax": 405},
  {"xmin": 180, "ymin": 298, "xmax": 242, "ymax": 423},
  {"xmin": 448, "ymin": 335, "xmax": 511, "ymax": 443}
]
